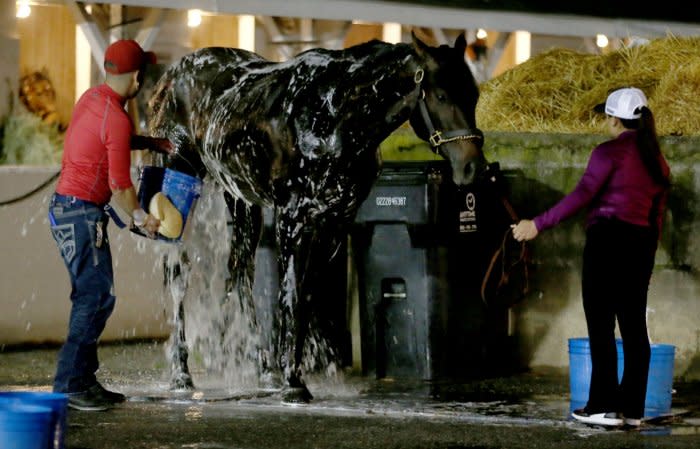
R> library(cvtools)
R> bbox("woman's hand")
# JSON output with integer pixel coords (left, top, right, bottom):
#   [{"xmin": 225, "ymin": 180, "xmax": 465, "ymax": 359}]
[{"xmin": 511, "ymin": 219, "xmax": 539, "ymax": 242}]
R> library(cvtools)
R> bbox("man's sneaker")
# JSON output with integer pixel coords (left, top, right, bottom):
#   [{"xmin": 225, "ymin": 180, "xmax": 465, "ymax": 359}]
[
  {"xmin": 67, "ymin": 391, "xmax": 111, "ymax": 411},
  {"xmin": 571, "ymin": 408, "xmax": 623, "ymax": 426},
  {"xmin": 88, "ymin": 383, "xmax": 126, "ymax": 404}
]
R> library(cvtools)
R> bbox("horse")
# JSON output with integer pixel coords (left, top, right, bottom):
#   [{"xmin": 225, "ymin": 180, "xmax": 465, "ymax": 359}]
[{"xmin": 147, "ymin": 32, "xmax": 485, "ymax": 403}]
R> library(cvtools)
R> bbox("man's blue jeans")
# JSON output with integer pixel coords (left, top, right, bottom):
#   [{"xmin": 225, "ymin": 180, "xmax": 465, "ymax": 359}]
[{"xmin": 49, "ymin": 193, "xmax": 115, "ymax": 393}]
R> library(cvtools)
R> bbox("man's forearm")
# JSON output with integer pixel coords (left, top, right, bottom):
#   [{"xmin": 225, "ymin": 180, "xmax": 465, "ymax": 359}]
[
  {"xmin": 111, "ymin": 186, "xmax": 142, "ymax": 217},
  {"xmin": 131, "ymin": 135, "xmax": 174, "ymax": 154},
  {"xmin": 112, "ymin": 186, "xmax": 159, "ymax": 231}
]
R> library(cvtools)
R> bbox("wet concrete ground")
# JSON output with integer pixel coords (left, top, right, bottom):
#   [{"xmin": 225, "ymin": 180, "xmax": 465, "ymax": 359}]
[{"xmin": 2, "ymin": 341, "xmax": 700, "ymax": 449}]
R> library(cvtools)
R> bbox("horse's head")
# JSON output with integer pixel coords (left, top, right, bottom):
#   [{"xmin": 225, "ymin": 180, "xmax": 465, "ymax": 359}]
[{"xmin": 408, "ymin": 33, "xmax": 485, "ymax": 186}]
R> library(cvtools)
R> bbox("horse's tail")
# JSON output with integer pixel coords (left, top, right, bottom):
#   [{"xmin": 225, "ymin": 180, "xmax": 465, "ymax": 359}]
[
  {"xmin": 145, "ymin": 64, "xmax": 207, "ymax": 179},
  {"xmin": 147, "ymin": 74, "xmax": 175, "ymax": 136}
]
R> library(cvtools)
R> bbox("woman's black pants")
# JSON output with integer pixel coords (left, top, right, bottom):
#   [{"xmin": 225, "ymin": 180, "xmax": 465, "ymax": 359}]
[{"xmin": 581, "ymin": 218, "xmax": 657, "ymax": 419}]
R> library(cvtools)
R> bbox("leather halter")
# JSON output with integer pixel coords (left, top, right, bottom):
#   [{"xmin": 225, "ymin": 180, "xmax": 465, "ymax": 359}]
[{"xmin": 413, "ymin": 68, "xmax": 483, "ymax": 152}]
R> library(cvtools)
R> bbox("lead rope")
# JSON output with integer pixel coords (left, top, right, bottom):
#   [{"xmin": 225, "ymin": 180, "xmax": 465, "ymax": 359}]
[{"xmin": 480, "ymin": 195, "xmax": 531, "ymax": 305}]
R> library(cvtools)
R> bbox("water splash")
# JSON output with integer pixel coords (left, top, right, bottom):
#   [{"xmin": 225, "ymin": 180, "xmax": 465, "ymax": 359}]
[
  {"xmin": 162, "ymin": 181, "xmax": 261, "ymax": 389},
  {"xmin": 154, "ymin": 178, "xmax": 347, "ymax": 393}
]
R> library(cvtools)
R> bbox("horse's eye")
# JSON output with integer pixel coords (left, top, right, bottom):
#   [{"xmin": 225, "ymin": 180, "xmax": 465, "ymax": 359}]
[{"xmin": 436, "ymin": 93, "xmax": 447, "ymax": 102}]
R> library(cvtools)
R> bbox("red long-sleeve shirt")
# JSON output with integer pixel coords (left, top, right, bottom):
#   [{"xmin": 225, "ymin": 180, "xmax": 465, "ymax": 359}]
[
  {"xmin": 56, "ymin": 84, "xmax": 134, "ymax": 204},
  {"xmin": 534, "ymin": 130, "xmax": 669, "ymax": 234}
]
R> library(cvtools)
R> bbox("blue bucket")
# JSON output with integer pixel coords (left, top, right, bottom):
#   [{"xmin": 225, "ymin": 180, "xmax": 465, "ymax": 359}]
[
  {"xmin": 568, "ymin": 337, "xmax": 675, "ymax": 418},
  {"xmin": 0, "ymin": 392, "xmax": 68, "ymax": 449},
  {"xmin": 136, "ymin": 166, "xmax": 203, "ymax": 242},
  {"xmin": 0, "ymin": 402, "xmax": 53, "ymax": 449}
]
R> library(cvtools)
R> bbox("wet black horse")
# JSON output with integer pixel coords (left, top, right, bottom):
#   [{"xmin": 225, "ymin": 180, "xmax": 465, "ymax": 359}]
[{"xmin": 148, "ymin": 32, "xmax": 484, "ymax": 402}]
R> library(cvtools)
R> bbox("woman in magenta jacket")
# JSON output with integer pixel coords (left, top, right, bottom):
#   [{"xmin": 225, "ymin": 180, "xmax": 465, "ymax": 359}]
[{"xmin": 512, "ymin": 87, "xmax": 671, "ymax": 428}]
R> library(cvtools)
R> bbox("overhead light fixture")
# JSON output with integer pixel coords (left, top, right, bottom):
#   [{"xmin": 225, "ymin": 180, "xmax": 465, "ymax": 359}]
[
  {"xmin": 238, "ymin": 15, "xmax": 255, "ymax": 52},
  {"xmin": 514, "ymin": 31, "xmax": 531, "ymax": 64},
  {"xmin": 16, "ymin": 1, "xmax": 31, "ymax": 19},
  {"xmin": 596, "ymin": 34, "xmax": 609, "ymax": 48},
  {"xmin": 476, "ymin": 29, "xmax": 488, "ymax": 40},
  {"xmin": 382, "ymin": 23, "xmax": 402, "ymax": 44},
  {"xmin": 187, "ymin": 9, "xmax": 202, "ymax": 28}
]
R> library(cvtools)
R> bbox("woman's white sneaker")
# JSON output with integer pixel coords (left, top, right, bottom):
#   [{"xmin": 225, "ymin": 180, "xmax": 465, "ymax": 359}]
[
  {"xmin": 571, "ymin": 408, "xmax": 623, "ymax": 426},
  {"xmin": 624, "ymin": 417, "xmax": 642, "ymax": 427}
]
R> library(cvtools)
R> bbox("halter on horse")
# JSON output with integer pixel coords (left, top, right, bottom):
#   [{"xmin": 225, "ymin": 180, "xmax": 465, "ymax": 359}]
[{"xmin": 148, "ymin": 32, "xmax": 484, "ymax": 402}]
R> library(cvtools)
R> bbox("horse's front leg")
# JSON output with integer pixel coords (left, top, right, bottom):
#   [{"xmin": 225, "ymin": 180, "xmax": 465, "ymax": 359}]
[
  {"xmin": 276, "ymin": 214, "xmax": 315, "ymax": 403},
  {"xmin": 222, "ymin": 193, "xmax": 268, "ymax": 381},
  {"xmin": 163, "ymin": 246, "xmax": 194, "ymax": 390}
]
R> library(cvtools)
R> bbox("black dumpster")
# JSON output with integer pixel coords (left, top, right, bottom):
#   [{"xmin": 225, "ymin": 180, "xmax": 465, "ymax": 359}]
[
  {"xmin": 352, "ymin": 160, "xmax": 455, "ymax": 380},
  {"xmin": 353, "ymin": 161, "xmax": 528, "ymax": 381}
]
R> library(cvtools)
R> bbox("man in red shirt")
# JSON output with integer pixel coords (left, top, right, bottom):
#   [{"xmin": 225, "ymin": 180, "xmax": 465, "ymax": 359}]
[{"xmin": 49, "ymin": 39, "xmax": 162, "ymax": 411}]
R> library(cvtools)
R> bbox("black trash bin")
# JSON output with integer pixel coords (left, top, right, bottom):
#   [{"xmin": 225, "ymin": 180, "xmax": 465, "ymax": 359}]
[
  {"xmin": 353, "ymin": 161, "xmax": 528, "ymax": 381},
  {"xmin": 352, "ymin": 160, "xmax": 455, "ymax": 380}
]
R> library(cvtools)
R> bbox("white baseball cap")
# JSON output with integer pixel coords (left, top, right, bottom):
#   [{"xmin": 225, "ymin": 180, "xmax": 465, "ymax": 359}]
[{"xmin": 594, "ymin": 87, "xmax": 648, "ymax": 120}]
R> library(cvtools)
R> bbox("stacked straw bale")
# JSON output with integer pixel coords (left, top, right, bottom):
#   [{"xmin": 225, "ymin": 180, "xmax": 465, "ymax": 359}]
[{"xmin": 476, "ymin": 35, "xmax": 700, "ymax": 136}]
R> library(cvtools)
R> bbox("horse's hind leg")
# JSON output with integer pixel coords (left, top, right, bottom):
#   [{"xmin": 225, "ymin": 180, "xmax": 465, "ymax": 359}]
[{"xmin": 163, "ymin": 247, "xmax": 194, "ymax": 390}]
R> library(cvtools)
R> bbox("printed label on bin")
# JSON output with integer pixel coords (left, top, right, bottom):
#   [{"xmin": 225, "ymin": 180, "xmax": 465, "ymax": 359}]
[
  {"xmin": 375, "ymin": 196, "xmax": 407, "ymax": 206},
  {"xmin": 356, "ymin": 184, "xmax": 427, "ymax": 223},
  {"xmin": 459, "ymin": 192, "xmax": 477, "ymax": 233}
]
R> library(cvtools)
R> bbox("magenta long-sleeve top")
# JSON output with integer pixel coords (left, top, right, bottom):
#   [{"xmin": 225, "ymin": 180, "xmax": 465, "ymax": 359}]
[{"xmin": 534, "ymin": 130, "xmax": 669, "ymax": 234}]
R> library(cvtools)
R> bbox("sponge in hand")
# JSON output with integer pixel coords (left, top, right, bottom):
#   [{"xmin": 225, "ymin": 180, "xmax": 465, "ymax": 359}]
[{"xmin": 149, "ymin": 192, "xmax": 183, "ymax": 238}]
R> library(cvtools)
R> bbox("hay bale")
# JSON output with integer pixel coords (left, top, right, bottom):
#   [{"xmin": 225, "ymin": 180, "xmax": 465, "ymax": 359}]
[
  {"xmin": 653, "ymin": 59, "xmax": 700, "ymax": 136},
  {"xmin": 476, "ymin": 36, "xmax": 700, "ymax": 136}
]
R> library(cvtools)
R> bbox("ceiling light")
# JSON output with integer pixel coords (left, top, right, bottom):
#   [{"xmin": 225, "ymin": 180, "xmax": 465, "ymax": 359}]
[
  {"xmin": 596, "ymin": 34, "xmax": 609, "ymax": 48},
  {"xmin": 187, "ymin": 9, "xmax": 202, "ymax": 28},
  {"xmin": 16, "ymin": 1, "xmax": 31, "ymax": 19},
  {"xmin": 476, "ymin": 29, "xmax": 488, "ymax": 40}
]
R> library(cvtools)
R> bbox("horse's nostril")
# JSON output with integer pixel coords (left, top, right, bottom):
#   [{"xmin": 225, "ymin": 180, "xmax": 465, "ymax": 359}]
[{"xmin": 464, "ymin": 162, "xmax": 475, "ymax": 177}]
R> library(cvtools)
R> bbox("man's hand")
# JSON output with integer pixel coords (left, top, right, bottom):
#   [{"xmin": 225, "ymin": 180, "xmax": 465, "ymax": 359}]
[
  {"xmin": 149, "ymin": 137, "xmax": 174, "ymax": 155},
  {"xmin": 132, "ymin": 207, "xmax": 160, "ymax": 238},
  {"xmin": 142, "ymin": 213, "xmax": 160, "ymax": 236},
  {"xmin": 131, "ymin": 135, "xmax": 175, "ymax": 155}
]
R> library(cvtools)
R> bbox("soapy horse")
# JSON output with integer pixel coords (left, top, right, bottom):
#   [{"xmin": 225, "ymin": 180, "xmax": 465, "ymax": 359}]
[{"xmin": 148, "ymin": 32, "xmax": 484, "ymax": 402}]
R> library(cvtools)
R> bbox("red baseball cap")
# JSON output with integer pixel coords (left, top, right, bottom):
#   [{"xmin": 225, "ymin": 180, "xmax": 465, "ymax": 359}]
[{"xmin": 104, "ymin": 39, "xmax": 156, "ymax": 74}]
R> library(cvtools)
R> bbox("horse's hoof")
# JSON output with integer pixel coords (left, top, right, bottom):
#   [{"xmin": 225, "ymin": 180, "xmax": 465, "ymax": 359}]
[
  {"xmin": 281, "ymin": 386, "xmax": 313, "ymax": 404},
  {"xmin": 169, "ymin": 373, "xmax": 195, "ymax": 391}
]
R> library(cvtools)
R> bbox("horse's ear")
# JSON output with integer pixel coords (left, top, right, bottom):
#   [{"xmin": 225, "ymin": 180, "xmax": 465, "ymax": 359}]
[
  {"xmin": 454, "ymin": 33, "xmax": 467, "ymax": 53},
  {"xmin": 411, "ymin": 30, "xmax": 432, "ymax": 60}
]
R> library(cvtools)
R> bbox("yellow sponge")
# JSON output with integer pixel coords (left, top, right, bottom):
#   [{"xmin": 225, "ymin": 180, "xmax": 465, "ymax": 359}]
[{"xmin": 149, "ymin": 192, "xmax": 183, "ymax": 239}]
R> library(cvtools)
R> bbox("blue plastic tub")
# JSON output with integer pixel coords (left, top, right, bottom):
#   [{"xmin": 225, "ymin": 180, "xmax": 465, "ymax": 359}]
[
  {"xmin": 135, "ymin": 166, "xmax": 203, "ymax": 242},
  {"xmin": 568, "ymin": 337, "xmax": 676, "ymax": 418},
  {"xmin": 0, "ymin": 391, "xmax": 68, "ymax": 449},
  {"xmin": 0, "ymin": 401, "xmax": 53, "ymax": 449}
]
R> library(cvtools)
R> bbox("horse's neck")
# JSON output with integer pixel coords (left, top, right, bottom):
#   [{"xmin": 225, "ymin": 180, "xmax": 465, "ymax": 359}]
[{"xmin": 336, "ymin": 43, "xmax": 421, "ymax": 135}]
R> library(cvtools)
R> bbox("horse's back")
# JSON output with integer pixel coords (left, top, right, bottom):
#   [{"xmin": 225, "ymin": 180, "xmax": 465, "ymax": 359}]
[{"xmin": 148, "ymin": 47, "xmax": 269, "ymax": 135}]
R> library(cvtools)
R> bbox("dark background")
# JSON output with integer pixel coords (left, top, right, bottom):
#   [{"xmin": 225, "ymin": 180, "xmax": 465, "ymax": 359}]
[{"xmin": 381, "ymin": 1, "xmax": 700, "ymax": 24}]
